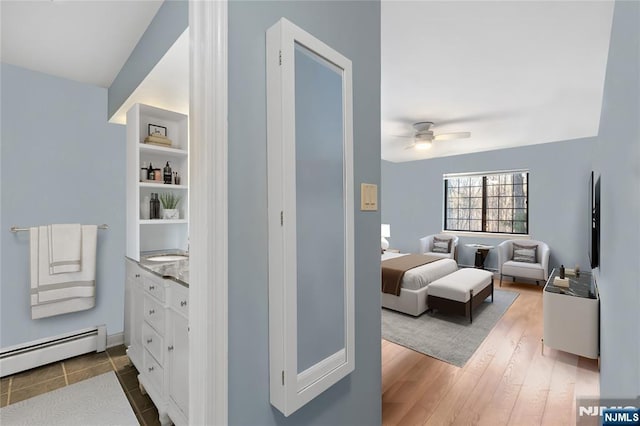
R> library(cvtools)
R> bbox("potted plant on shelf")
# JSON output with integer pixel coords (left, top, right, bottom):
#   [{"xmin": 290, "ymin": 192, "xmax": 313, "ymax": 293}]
[{"xmin": 159, "ymin": 192, "xmax": 181, "ymax": 220}]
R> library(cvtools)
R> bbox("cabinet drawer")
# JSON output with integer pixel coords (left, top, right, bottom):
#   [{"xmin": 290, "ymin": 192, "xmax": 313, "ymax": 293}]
[
  {"xmin": 169, "ymin": 283, "xmax": 189, "ymax": 318},
  {"xmin": 143, "ymin": 349, "xmax": 164, "ymax": 392},
  {"xmin": 142, "ymin": 322, "xmax": 164, "ymax": 365},
  {"xmin": 143, "ymin": 295, "xmax": 165, "ymax": 334},
  {"xmin": 143, "ymin": 275, "xmax": 165, "ymax": 302},
  {"xmin": 126, "ymin": 259, "xmax": 144, "ymax": 284}
]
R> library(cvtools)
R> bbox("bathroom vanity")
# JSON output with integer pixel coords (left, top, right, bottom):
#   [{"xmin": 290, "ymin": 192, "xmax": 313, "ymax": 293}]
[{"xmin": 125, "ymin": 253, "xmax": 189, "ymax": 426}]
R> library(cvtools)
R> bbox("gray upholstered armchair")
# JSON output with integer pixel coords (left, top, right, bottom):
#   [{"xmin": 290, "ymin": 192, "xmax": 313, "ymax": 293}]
[
  {"xmin": 497, "ymin": 240, "xmax": 550, "ymax": 286},
  {"xmin": 419, "ymin": 234, "xmax": 459, "ymax": 260}
]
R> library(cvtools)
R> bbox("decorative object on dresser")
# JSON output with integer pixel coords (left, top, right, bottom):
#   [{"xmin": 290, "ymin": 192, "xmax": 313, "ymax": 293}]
[
  {"xmin": 382, "ymin": 289, "xmax": 519, "ymax": 367},
  {"xmin": 381, "ymin": 223, "xmax": 391, "ymax": 250},
  {"xmin": 497, "ymin": 239, "xmax": 550, "ymax": 286},
  {"xmin": 419, "ymin": 233, "xmax": 459, "ymax": 260}
]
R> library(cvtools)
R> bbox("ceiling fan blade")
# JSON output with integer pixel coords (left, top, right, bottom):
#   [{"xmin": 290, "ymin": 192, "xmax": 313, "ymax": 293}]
[
  {"xmin": 388, "ymin": 134, "xmax": 413, "ymax": 139},
  {"xmin": 434, "ymin": 132, "xmax": 471, "ymax": 141},
  {"xmin": 404, "ymin": 144, "xmax": 416, "ymax": 150}
]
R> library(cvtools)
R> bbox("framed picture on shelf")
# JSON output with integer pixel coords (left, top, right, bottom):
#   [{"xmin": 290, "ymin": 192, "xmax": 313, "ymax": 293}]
[{"xmin": 148, "ymin": 124, "xmax": 167, "ymax": 137}]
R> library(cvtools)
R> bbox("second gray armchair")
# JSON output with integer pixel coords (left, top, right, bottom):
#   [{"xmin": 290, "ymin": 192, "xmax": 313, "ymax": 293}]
[{"xmin": 497, "ymin": 239, "xmax": 550, "ymax": 286}]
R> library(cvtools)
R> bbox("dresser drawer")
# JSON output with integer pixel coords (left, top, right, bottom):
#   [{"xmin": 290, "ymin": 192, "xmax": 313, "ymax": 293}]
[
  {"xmin": 143, "ymin": 275, "xmax": 165, "ymax": 302},
  {"xmin": 142, "ymin": 322, "xmax": 164, "ymax": 365},
  {"xmin": 143, "ymin": 349, "xmax": 164, "ymax": 392},
  {"xmin": 143, "ymin": 295, "xmax": 165, "ymax": 334},
  {"xmin": 169, "ymin": 283, "xmax": 189, "ymax": 318}
]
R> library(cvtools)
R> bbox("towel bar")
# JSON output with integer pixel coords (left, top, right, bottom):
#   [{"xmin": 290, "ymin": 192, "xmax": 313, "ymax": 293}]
[{"xmin": 10, "ymin": 224, "xmax": 109, "ymax": 233}]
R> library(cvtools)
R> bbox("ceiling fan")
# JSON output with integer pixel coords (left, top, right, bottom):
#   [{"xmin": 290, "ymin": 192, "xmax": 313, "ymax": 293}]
[{"xmin": 393, "ymin": 122, "xmax": 471, "ymax": 150}]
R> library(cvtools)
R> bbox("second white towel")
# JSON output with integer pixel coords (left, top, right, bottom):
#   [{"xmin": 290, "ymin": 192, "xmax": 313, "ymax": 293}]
[{"xmin": 48, "ymin": 224, "xmax": 82, "ymax": 274}]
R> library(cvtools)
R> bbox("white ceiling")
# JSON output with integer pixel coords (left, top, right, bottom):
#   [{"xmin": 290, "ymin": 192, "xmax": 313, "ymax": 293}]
[
  {"xmin": 382, "ymin": 1, "xmax": 614, "ymax": 162},
  {"xmin": 110, "ymin": 29, "xmax": 189, "ymax": 125},
  {"xmin": 1, "ymin": 1, "xmax": 615, "ymax": 161},
  {"xmin": 0, "ymin": 0, "xmax": 163, "ymax": 88}
]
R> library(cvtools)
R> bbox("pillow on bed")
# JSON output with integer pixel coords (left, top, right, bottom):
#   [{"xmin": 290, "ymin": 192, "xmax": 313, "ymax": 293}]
[
  {"xmin": 432, "ymin": 237, "xmax": 452, "ymax": 254},
  {"xmin": 512, "ymin": 243, "xmax": 537, "ymax": 263}
]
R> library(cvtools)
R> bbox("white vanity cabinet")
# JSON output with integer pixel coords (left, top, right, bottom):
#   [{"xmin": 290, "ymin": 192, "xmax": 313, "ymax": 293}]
[
  {"xmin": 124, "ymin": 259, "xmax": 189, "ymax": 425},
  {"xmin": 166, "ymin": 282, "xmax": 189, "ymax": 425}
]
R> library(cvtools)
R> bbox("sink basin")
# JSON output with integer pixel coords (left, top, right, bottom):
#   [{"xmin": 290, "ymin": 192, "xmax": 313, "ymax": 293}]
[{"xmin": 146, "ymin": 254, "xmax": 188, "ymax": 262}]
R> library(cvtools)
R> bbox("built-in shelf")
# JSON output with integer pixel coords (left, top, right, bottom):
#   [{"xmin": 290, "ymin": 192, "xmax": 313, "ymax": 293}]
[
  {"xmin": 139, "ymin": 219, "xmax": 188, "ymax": 225},
  {"xmin": 140, "ymin": 182, "xmax": 188, "ymax": 189},
  {"xmin": 139, "ymin": 143, "xmax": 188, "ymax": 157},
  {"xmin": 127, "ymin": 103, "xmax": 189, "ymax": 261}
]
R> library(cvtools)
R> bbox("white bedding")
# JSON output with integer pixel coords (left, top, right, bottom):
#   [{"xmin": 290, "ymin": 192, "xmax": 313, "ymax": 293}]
[{"xmin": 381, "ymin": 252, "xmax": 458, "ymax": 291}]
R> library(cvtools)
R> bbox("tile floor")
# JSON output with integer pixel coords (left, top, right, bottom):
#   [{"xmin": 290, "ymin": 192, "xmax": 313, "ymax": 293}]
[{"xmin": 0, "ymin": 345, "xmax": 159, "ymax": 426}]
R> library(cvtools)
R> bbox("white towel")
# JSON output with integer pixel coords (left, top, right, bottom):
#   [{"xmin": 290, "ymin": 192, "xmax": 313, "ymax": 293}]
[
  {"xmin": 48, "ymin": 224, "xmax": 82, "ymax": 274},
  {"xmin": 29, "ymin": 225, "xmax": 97, "ymax": 319}
]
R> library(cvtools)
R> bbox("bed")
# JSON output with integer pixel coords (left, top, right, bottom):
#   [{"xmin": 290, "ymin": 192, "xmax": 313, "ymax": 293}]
[{"xmin": 381, "ymin": 252, "xmax": 458, "ymax": 316}]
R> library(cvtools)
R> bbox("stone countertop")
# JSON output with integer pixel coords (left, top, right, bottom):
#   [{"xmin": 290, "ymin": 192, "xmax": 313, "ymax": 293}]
[{"xmin": 133, "ymin": 250, "xmax": 189, "ymax": 287}]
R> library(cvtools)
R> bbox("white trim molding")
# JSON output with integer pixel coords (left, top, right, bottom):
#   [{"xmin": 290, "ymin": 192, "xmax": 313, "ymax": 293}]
[
  {"xmin": 189, "ymin": 1, "xmax": 228, "ymax": 425},
  {"xmin": 442, "ymin": 230, "xmax": 532, "ymax": 240}
]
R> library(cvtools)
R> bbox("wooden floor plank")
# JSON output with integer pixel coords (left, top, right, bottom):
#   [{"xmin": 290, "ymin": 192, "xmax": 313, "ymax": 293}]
[{"xmin": 382, "ymin": 281, "xmax": 600, "ymax": 426}]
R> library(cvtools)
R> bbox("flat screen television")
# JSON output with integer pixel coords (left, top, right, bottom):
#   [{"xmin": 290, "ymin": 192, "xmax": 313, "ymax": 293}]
[{"xmin": 589, "ymin": 171, "xmax": 600, "ymax": 268}]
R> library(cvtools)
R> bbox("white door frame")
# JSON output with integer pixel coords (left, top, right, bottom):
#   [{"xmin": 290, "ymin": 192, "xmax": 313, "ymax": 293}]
[{"xmin": 189, "ymin": 1, "xmax": 228, "ymax": 425}]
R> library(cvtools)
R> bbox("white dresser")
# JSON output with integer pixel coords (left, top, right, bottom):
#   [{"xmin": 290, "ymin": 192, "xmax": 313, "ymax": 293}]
[{"xmin": 542, "ymin": 268, "xmax": 599, "ymax": 360}]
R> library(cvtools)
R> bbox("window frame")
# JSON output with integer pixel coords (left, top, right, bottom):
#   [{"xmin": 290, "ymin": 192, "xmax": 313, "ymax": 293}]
[{"xmin": 443, "ymin": 170, "xmax": 529, "ymax": 235}]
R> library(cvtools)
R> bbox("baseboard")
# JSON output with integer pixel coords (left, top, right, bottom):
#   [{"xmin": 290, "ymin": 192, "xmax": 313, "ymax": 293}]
[
  {"xmin": 106, "ymin": 332, "xmax": 124, "ymax": 348},
  {"xmin": 1, "ymin": 326, "xmax": 106, "ymax": 377}
]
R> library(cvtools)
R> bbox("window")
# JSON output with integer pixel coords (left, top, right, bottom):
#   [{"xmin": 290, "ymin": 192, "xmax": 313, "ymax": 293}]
[{"xmin": 444, "ymin": 171, "xmax": 528, "ymax": 234}]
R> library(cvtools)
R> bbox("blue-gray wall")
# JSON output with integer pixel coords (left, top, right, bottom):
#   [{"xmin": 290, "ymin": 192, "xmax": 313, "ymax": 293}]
[
  {"xmin": 228, "ymin": 1, "xmax": 381, "ymax": 424},
  {"xmin": 107, "ymin": 0, "xmax": 188, "ymax": 119},
  {"xmin": 381, "ymin": 137, "xmax": 595, "ymax": 272},
  {"xmin": 1, "ymin": 63, "xmax": 126, "ymax": 348},
  {"xmin": 593, "ymin": 0, "xmax": 640, "ymax": 399}
]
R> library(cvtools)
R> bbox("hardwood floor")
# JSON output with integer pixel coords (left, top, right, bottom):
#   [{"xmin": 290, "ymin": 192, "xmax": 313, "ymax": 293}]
[{"xmin": 382, "ymin": 281, "xmax": 600, "ymax": 426}]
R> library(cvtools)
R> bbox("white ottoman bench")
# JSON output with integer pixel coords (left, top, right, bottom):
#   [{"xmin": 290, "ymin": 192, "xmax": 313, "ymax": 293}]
[{"xmin": 427, "ymin": 268, "xmax": 494, "ymax": 323}]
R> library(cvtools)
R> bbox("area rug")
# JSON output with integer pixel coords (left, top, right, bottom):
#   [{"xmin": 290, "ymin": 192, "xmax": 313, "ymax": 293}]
[
  {"xmin": 0, "ymin": 371, "xmax": 137, "ymax": 426},
  {"xmin": 382, "ymin": 289, "xmax": 519, "ymax": 367}
]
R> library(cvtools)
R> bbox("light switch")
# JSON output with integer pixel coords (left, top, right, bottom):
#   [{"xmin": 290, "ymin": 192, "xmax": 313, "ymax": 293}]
[{"xmin": 360, "ymin": 183, "xmax": 378, "ymax": 211}]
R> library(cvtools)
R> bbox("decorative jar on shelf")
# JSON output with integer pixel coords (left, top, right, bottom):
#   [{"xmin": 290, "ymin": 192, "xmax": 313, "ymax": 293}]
[{"xmin": 163, "ymin": 209, "xmax": 179, "ymax": 220}]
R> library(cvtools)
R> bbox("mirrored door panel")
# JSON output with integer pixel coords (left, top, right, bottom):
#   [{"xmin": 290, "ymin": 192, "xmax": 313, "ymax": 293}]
[{"xmin": 294, "ymin": 42, "xmax": 345, "ymax": 374}]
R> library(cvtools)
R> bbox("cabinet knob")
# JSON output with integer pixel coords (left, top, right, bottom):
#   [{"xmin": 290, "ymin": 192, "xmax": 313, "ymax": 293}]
[
  {"xmin": 146, "ymin": 338, "xmax": 153, "ymax": 344},
  {"xmin": 180, "ymin": 300, "xmax": 187, "ymax": 307},
  {"xmin": 168, "ymin": 345, "xmax": 174, "ymax": 351},
  {"xmin": 148, "ymin": 366, "xmax": 154, "ymax": 372},
  {"xmin": 135, "ymin": 274, "xmax": 140, "ymax": 278},
  {"xmin": 149, "ymin": 309, "xmax": 155, "ymax": 315},
  {"xmin": 148, "ymin": 285, "xmax": 155, "ymax": 290}
]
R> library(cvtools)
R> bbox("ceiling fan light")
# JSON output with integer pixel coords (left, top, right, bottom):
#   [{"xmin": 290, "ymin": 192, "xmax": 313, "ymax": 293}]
[{"xmin": 414, "ymin": 140, "xmax": 432, "ymax": 150}]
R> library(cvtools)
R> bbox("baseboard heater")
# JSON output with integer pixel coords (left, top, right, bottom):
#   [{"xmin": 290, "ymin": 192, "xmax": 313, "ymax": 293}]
[{"xmin": 0, "ymin": 325, "xmax": 106, "ymax": 377}]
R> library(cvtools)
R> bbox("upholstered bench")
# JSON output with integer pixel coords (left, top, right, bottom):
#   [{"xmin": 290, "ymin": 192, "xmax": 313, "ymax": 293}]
[{"xmin": 427, "ymin": 268, "xmax": 494, "ymax": 323}]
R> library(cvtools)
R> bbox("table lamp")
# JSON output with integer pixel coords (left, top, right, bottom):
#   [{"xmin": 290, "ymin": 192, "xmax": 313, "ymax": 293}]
[{"xmin": 381, "ymin": 224, "xmax": 391, "ymax": 250}]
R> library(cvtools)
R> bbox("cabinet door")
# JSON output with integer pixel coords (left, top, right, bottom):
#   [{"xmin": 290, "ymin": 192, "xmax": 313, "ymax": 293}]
[
  {"xmin": 167, "ymin": 310, "xmax": 189, "ymax": 418},
  {"xmin": 267, "ymin": 19, "xmax": 354, "ymax": 416}
]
